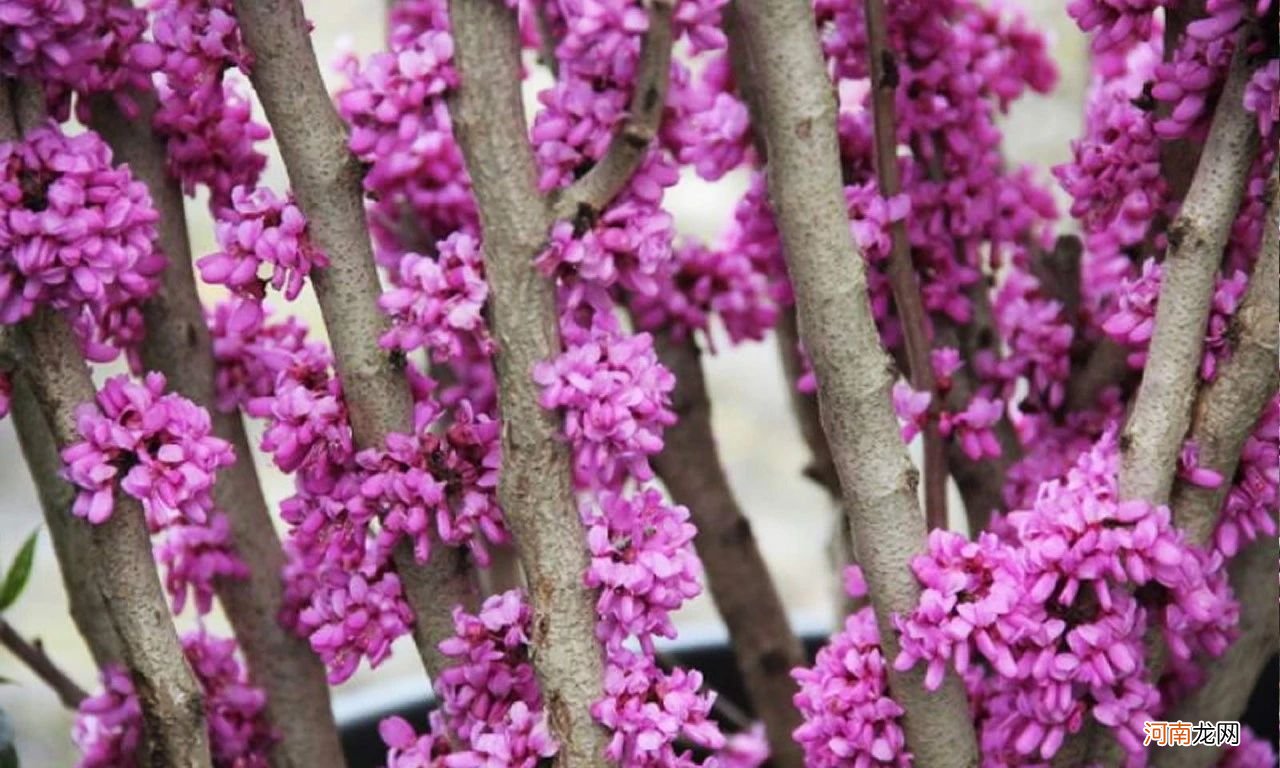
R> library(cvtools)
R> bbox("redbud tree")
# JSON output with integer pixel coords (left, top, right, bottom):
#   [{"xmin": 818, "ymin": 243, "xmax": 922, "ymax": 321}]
[{"xmin": 0, "ymin": 0, "xmax": 1275, "ymax": 766}]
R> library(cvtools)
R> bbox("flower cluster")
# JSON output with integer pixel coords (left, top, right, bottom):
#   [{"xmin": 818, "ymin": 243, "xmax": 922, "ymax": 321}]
[
  {"xmin": 74, "ymin": 632, "xmax": 275, "ymax": 768},
  {"xmin": 0, "ymin": 121, "xmax": 163, "ymax": 367},
  {"xmin": 355, "ymin": 399, "xmax": 508, "ymax": 567},
  {"xmin": 1212, "ymin": 394, "xmax": 1280, "ymax": 558},
  {"xmin": 207, "ymin": 297, "xmax": 309, "ymax": 413},
  {"xmin": 378, "ymin": 231, "xmax": 492, "ymax": 361},
  {"xmin": 198, "ymin": 185, "xmax": 329, "ymax": 301},
  {"xmin": 60, "ymin": 372, "xmax": 244, "ymax": 615},
  {"xmin": 535, "ymin": 331, "xmax": 675, "ymax": 489},
  {"xmin": 378, "ymin": 590, "xmax": 558, "ymax": 767},
  {"xmin": 792, "ymin": 567, "xmax": 910, "ymax": 767},
  {"xmin": 583, "ymin": 489, "xmax": 702, "ymax": 648},
  {"xmin": 335, "ymin": 4, "xmax": 474, "ymax": 256},
  {"xmin": 892, "ymin": 431, "xmax": 1239, "ymax": 761},
  {"xmin": 61, "ymin": 372, "xmax": 231, "ymax": 526},
  {"xmin": 0, "ymin": 0, "xmax": 158, "ymax": 116},
  {"xmin": 151, "ymin": 0, "xmax": 270, "ymax": 209}
]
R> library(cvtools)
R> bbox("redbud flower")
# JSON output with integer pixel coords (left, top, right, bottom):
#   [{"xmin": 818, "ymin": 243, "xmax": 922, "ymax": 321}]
[
  {"xmin": 792, "ymin": 607, "xmax": 910, "ymax": 768},
  {"xmin": 379, "ymin": 232, "xmax": 492, "ymax": 361},
  {"xmin": 62, "ymin": 372, "xmax": 235, "ymax": 528},
  {"xmin": 73, "ymin": 665, "xmax": 142, "ymax": 768},
  {"xmin": 534, "ymin": 331, "xmax": 676, "ymax": 489},
  {"xmin": 199, "ymin": 186, "xmax": 329, "ymax": 301},
  {"xmin": 0, "ymin": 122, "xmax": 163, "ymax": 365},
  {"xmin": 582, "ymin": 488, "xmax": 703, "ymax": 648}
]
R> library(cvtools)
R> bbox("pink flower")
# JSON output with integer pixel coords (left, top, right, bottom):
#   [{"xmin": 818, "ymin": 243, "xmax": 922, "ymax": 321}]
[
  {"xmin": 199, "ymin": 186, "xmax": 328, "ymax": 301},
  {"xmin": 379, "ymin": 232, "xmax": 492, "ymax": 361},
  {"xmin": 62, "ymin": 372, "xmax": 235, "ymax": 528},
  {"xmin": 534, "ymin": 331, "xmax": 676, "ymax": 489}
]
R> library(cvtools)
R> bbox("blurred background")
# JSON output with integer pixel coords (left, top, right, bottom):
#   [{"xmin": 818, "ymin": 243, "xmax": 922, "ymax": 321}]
[{"xmin": 0, "ymin": 1, "xmax": 1085, "ymax": 763}]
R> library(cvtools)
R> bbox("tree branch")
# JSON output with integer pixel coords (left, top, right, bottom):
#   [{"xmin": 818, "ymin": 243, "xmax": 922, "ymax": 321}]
[
  {"xmin": 445, "ymin": 0, "xmax": 608, "ymax": 762},
  {"xmin": 4, "ymin": 80, "xmax": 211, "ymax": 768},
  {"xmin": 864, "ymin": 0, "xmax": 947, "ymax": 530},
  {"xmin": 729, "ymin": 2, "xmax": 981, "ymax": 765},
  {"xmin": 85, "ymin": 91, "xmax": 346, "ymax": 768},
  {"xmin": 2, "ymin": 347, "xmax": 125, "ymax": 669},
  {"xmin": 231, "ymin": 0, "xmax": 476, "ymax": 683},
  {"xmin": 649, "ymin": 333, "xmax": 805, "ymax": 768},
  {"xmin": 0, "ymin": 618, "xmax": 89, "ymax": 710},
  {"xmin": 1150, "ymin": 537, "xmax": 1280, "ymax": 768},
  {"xmin": 548, "ymin": 0, "xmax": 675, "ymax": 223},
  {"xmin": 1118, "ymin": 39, "xmax": 1258, "ymax": 506},
  {"xmin": 1171, "ymin": 167, "xmax": 1279, "ymax": 546}
]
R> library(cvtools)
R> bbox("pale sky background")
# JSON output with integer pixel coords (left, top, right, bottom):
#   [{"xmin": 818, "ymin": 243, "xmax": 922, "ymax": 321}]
[{"xmin": 0, "ymin": 1, "xmax": 1086, "ymax": 763}]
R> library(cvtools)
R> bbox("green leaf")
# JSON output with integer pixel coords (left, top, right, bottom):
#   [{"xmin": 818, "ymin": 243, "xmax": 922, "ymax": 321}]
[{"xmin": 0, "ymin": 530, "xmax": 39, "ymax": 612}]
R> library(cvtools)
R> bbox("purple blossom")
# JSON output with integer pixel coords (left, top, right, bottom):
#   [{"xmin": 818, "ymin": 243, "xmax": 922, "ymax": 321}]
[
  {"xmin": 73, "ymin": 665, "xmax": 142, "ymax": 768},
  {"xmin": 379, "ymin": 232, "xmax": 492, "ymax": 361},
  {"xmin": 198, "ymin": 186, "xmax": 329, "ymax": 300},
  {"xmin": 534, "ymin": 331, "xmax": 675, "ymax": 489},
  {"xmin": 207, "ymin": 297, "xmax": 309, "ymax": 413},
  {"xmin": 792, "ymin": 606, "xmax": 910, "ymax": 767},
  {"xmin": 594, "ymin": 646, "xmax": 725, "ymax": 767},
  {"xmin": 0, "ymin": 122, "xmax": 163, "ymax": 366},
  {"xmin": 583, "ymin": 488, "xmax": 702, "ymax": 648},
  {"xmin": 62, "ymin": 372, "xmax": 235, "ymax": 528}
]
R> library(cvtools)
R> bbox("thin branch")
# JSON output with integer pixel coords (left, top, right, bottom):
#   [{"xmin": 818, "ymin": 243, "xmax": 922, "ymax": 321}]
[
  {"xmin": 649, "ymin": 333, "xmax": 806, "ymax": 768},
  {"xmin": 1066, "ymin": 337, "xmax": 1135, "ymax": 411},
  {"xmin": 864, "ymin": 0, "xmax": 947, "ymax": 530},
  {"xmin": 85, "ymin": 91, "xmax": 346, "ymax": 768},
  {"xmin": 0, "ymin": 618, "xmax": 89, "ymax": 710},
  {"xmin": 728, "ymin": 2, "xmax": 980, "ymax": 765},
  {"xmin": 916, "ymin": 142, "xmax": 1020, "ymax": 533},
  {"xmin": 445, "ymin": 0, "xmax": 608, "ymax": 762},
  {"xmin": 5, "ymin": 80, "xmax": 211, "ymax": 768},
  {"xmin": 548, "ymin": 0, "xmax": 675, "ymax": 223},
  {"xmin": 1118, "ymin": 39, "xmax": 1258, "ymax": 506},
  {"xmin": 1170, "ymin": 167, "xmax": 1279, "ymax": 546},
  {"xmin": 231, "ymin": 0, "xmax": 476, "ymax": 683},
  {"xmin": 1150, "ymin": 537, "xmax": 1279, "ymax": 768}
]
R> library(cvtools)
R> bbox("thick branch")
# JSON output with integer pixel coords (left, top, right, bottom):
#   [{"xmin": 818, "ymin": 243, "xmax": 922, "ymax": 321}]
[
  {"xmin": 1170, "ymin": 168, "xmax": 1279, "ymax": 545},
  {"xmin": 4, "ymin": 364, "xmax": 124, "ymax": 668},
  {"xmin": 729, "ymin": 2, "xmax": 980, "ymax": 765},
  {"xmin": 446, "ymin": 0, "xmax": 607, "ymax": 763},
  {"xmin": 649, "ymin": 333, "xmax": 805, "ymax": 768},
  {"xmin": 0, "ymin": 618, "xmax": 89, "ymax": 710},
  {"xmin": 22, "ymin": 309, "xmax": 211, "ymax": 768},
  {"xmin": 1118, "ymin": 41, "xmax": 1258, "ymax": 505},
  {"xmin": 86, "ymin": 92, "xmax": 345, "ymax": 768},
  {"xmin": 548, "ymin": 0, "xmax": 675, "ymax": 223},
  {"xmin": 1150, "ymin": 538, "xmax": 1280, "ymax": 768},
  {"xmin": 231, "ymin": 0, "xmax": 475, "ymax": 682},
  {"xmin": 5, "ymin": 81, "xmax": 210, "ymax": 768},
  {"xmin": 864, "ymin": 0, "xmax": 947, "ymax": 530}
]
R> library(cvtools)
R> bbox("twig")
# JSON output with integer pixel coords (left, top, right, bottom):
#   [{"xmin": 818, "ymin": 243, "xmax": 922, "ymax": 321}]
[
  {"xmin": 863, "ymin": 0, "xmax": 947, "ymax": 530},
  {"xmin": 548, "ymin": 0, "xmax": 675, "ymax": 223},
  {"xmin": 1118, "ymin": 39, "xmax": 1258, "ymax": 506},
  {"xmin": 1149, "ymin": 538, "xmax": 1280, "ymax": 768},
  {"xmin": 728, "ymin": 2, "xmax": 981, "ymax": 765},
  {"xmin": 0, "ymin": 618, "xmax": 89, "ymax": 710},
  {"xmin": 85, "ymin": 91, "xmax": 346, "ymax": 768},
  {"xmin": 445, "ymin": 0, "xmax": 609, "ymax": 762},
  {"xmin": 4, "ymin": 79, "xmax": 211, "ymax": 768},
  {"xmin": 649, "ymin": 333, "xmax": 806, "ymax": 768},
  {"xmin": 231, "ymin": 0, "xmax": 477, "ymax": 683},
  {"xmin": 1170, "ymin": 168, "xmax": 1279, "ymax": 545}
]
